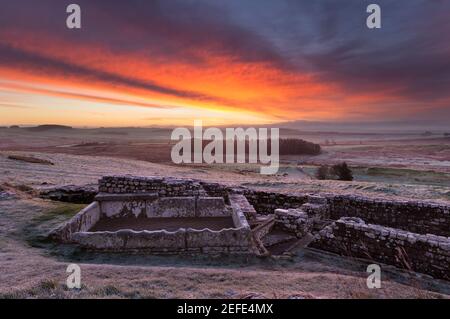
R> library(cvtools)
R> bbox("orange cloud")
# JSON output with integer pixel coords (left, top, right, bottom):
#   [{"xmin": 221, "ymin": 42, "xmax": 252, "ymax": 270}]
[{"xmin": 0, "ymin": 23, "xmax": 446, "ymax": 126}]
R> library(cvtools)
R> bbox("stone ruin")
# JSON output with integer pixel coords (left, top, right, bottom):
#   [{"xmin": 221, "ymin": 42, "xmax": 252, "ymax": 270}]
[
  {"xmin": 50, "ymin": 177, "xmax": 253, "ymax": 254},
  {"xmin": 50, "ymin": 175, "xmax": 450, "ymax": 281}
]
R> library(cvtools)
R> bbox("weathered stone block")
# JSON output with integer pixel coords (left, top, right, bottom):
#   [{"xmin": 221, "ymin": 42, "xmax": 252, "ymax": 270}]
[
  {"xmin": 196, "ymin": 197, "xmax": 227, "ymax": 217},
  {"xmin": 147, "ymin": 197, "xmax": 196, "ymax": 218}
]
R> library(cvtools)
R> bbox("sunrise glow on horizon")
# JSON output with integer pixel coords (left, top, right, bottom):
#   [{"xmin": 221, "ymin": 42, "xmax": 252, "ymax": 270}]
[{"xmin": 1, "ymin": 1, "xmax": 449, "ymax": 127}]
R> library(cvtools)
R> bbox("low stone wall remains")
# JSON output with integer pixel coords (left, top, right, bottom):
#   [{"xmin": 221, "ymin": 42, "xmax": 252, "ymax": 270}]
[
  {"xmin": 71, "ymin": 226, "xmax": 253, "ymax": 254},
  {"xmin": 95, "ymin": 193, "xmax": 229, "ymax": 218},
  {"xmin": 327, "ymin": 195, "xmax": 450, "ymax": 237},
  {"xmin": 243, "ymin": 190, "xmax": 308, "ymax": 215},
  {"xmin": 97, "ymin": 176, "xmax": 450, "ymax": 238},
  {"xmin": 274, "ymin": 209, "xmax": 312, "ymax": 238},
  {"xmin": 229, "ymin": 194, "xmax": 257, "ymax": 221},
  {"xmin": 51, "ymin": 176, "xmax": 450, "ymax": 267},
  {"xmin": 98, "ymin": 176, "xmax": 206, "ymax": 197},
  {"xmin": 49, "ymin": 202, "xmax": 100, "ymax": 242},
  {"xmin": 309, "ymin": 217, "xmax": 450, "ymax": 280}
]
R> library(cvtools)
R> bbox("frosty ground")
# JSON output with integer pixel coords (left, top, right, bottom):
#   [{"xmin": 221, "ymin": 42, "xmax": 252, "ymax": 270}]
[{"xmin": 0, "ymin": 149, "xmax": 449, "ymax": 298}]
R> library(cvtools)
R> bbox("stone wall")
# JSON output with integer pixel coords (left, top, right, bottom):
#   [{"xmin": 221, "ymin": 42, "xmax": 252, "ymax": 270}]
[
  {"xmin": 49, "ymin": 202, "xmax": 100, "ymax": 242},
  {"xmin": 245, "ymin": 189, "xmax": 450, "ymax": 238},
  {"xmin": 98, "ymin": 175, "xmax": 234, "ymax": 199},
  {"xmin": 200, "ymin": 182, "xmax": 230, "ymax": 199},
  {"xmin": 197, "ymin": 197, "xmax": 229, "ymax": 217},
  {"xmin": 229, "ymin": 194, "xmax": 257, "ymax": 221},
  {"xmin": 243, "ymin": 190, "xmax": 308, "ymax": 215},
  {"xmin": 240, "ymin": 189, "xmax": 450, "ymax": 238},
  {"xmin": 72, "ymin": 227, "xmax": 253, "ymax": 254},
  {"xmin": 74, "ymin": 176, "xmax": 450, "ymax": 239},
  {"xmin": 98, "ymin": 176, "xmax": 206, "ymax": 197},
  {"xmin": 147, "ymin": 197, "xmax": 197, "ymax": 218},
  {"xmin": 48, "ymin": 177, "xmax": 450, "ymax": 236},
  {"xmin": 51, "ymin": 175, "xmax": 450, "ymax": 264},
  {"xmin": 274, "ymin": 209, "xmax": 312, "ymax": 237},
  {"xmin": 327, "ymin": 195, "xmax": 450, "ymax": 237},
  {"xmin": 95, "ymin": 193, "xmax": 229, "ymax": 218},
  {"xmin": 309, "ymin": 217, "xmax": 450, "ymax": 280}
]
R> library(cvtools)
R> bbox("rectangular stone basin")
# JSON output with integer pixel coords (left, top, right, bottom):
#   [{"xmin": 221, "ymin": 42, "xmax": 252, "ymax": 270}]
[{"xmin": 50, "ymin": 193, "xmax": 254, "ymax": 254}]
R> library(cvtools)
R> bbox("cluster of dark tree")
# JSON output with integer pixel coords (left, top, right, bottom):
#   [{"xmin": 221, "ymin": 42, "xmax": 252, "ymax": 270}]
[
  {"xmin": 279, "ymin": 138, "xmax": 321, "ymax": 155},
  {"xmin": 189, "ymin": 138, "xmax": 321, "ymax": 156},
  {"xmin": 316, "ymin": 162, "xmax": 353, "ymax": 181},
  {"xmin": 27, "ymin": 125, "xmax": 73, "ymax": 132}
]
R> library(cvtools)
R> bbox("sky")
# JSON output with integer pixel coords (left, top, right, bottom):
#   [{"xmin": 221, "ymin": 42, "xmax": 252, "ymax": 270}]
[{"xmin": 0, "ymin": 0, "xmax": 449, "ymax": 127}]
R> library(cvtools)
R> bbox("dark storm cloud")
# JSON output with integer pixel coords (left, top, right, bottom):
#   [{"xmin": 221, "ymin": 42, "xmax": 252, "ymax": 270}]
[
  {"xmin": 0, "ymin": 0, "xmax": 449, "ymax": 111},
  {"xmin": 291, "ymin": 0, "xmax": 450, "ymax": 101},
  {"xmin": 0, "ymin": 0, "xmax": 288, "ymax": 67},
  {"xmin": 221, "ymin": 0, "xmax": 450, "ymax": 102}
]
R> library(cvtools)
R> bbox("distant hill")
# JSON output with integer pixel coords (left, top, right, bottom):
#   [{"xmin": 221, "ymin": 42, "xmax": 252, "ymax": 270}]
[
  {"xmin": 26, "ymin": 125, "xmax": 73, "ymax": 132},
  {"xmin": 275, "ymin": 120, "xmax": 450, "ymax": 133}
]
